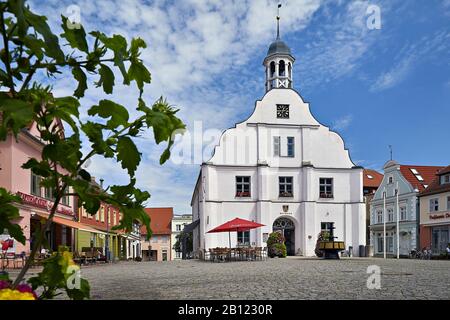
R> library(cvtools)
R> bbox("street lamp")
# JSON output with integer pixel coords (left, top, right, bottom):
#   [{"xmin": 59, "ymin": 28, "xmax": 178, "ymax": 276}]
[{"xmin": 100, "ymin": 178, "xmax": 110, "ymax": 263}]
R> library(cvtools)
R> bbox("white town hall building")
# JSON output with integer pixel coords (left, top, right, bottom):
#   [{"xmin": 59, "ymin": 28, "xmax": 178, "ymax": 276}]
[{"xmin": 191, "ymin": 26, "xmax": 366, "ymax": 257}]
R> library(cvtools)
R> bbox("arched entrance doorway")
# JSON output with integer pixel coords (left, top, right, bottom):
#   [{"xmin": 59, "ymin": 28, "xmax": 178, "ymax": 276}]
[{"xmin": 273, "ymin": 217, "xmax": 295, "ymax": 256}]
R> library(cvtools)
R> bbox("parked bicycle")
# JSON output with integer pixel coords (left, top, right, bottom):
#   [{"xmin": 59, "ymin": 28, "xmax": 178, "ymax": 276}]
[{"xmin": 409, "ymin": 249, "xmax": 423, "ymax": 259}]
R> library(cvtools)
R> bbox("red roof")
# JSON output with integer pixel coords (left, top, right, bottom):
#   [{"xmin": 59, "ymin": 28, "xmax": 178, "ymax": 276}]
[
  {"xmin": 419, "ymin": 165, "xmax": 450, "ymax": 196},
  {"xmin": 399, "ymin": 165, "xmax": 445, "ymax": 192},
  {"xmin": 363, "ymin": 169, "xmax": 383, "ymax": 188},
  {"xmin": 141, "ymin": 208, "xmax": 173, "ymax": 235}
]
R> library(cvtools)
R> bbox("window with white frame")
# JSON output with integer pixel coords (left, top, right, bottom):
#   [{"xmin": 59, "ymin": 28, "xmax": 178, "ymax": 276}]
[
  {"xmin": 273, "ymin": 136, "xmax": 280, "ymax": 156},
  {"xmin": 388, "ymin": 176, "xmax": 393, "ymax": 184},
  {"xmin": 287, "ymin": 137, "xmax": 295, "ymax": 157},
  {"xmin": 440, "ymin": 174, "xmax": 450, "ymax": 185},
  {"xmin": 100, "ymin": 206, "xmax": 105, "ymax": 222},
  {"xmin": 237, "ymin": 231, "xmax": 250, "ymax": 245},
  {"xmin": 429, "ymin": 198, "xmax": 439, "ymax": 212},
  {"xmin": 45, "ymin": 187, "xmax": 55, "ymax": 200},
  {"xmin": 447, "ymin": 196, "xmax": 450, "ymax": 210},
  {"xmin": 319, "ymin": 178, "xmax": 333, "ymax": 198},
  {"xmin": 386, "ymin": 233, "xmax": 394, "ymax": 253},
  {"xmin": 387, "ymin": 208, "xmax": 394, "ymax": 222},
  {"xmin": 81, "ymin": 207, "xmax": 87, "ymax": 218},
  {"xmin": 176, "ymin": 224, "xmax": 182, "ymax": 231},
  {"xmin": 236, "ymin": 176, "xmax": 251, "ymax": 197},
  {"xmin": 279, "ymin": 177, "xmax": 293, "ymax": 197},
  {"xmin": 61, "ymin": 186, "xmax": 69, "ymax": 206},
  {"xmin": 377, "ymin": 234, "xmax": 383, "ymax": 253},
  {"xmin": 400, "ymin": 206, "xmax": 407, "ymax": 221},
  {"xmin": 31, "ymin": 173, "xmax": 41, "ymax": 197},
  {"xmin": 377, "ymin": 210, "xmax": 383, "ymax": 223}
]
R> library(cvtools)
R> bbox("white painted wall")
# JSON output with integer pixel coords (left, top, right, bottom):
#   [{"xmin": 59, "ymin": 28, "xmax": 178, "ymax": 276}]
[{"xmin": 192, "ymin": 88, "xmax": 366, "ymax": 257}]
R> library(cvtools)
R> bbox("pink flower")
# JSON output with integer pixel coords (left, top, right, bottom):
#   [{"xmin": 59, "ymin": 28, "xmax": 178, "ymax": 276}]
[
  {"xmin": 0, "ymin": 280, "xmax": 10, "ymax": 290},
  {"xmin": 16, "ymin": 284, "xmax": 38, "ymax": 299}
]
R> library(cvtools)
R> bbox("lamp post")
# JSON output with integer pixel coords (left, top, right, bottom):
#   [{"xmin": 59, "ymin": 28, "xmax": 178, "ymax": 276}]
[{"xmin": 100, "ymin": 179, "xmax": 109, "ymax": 263}]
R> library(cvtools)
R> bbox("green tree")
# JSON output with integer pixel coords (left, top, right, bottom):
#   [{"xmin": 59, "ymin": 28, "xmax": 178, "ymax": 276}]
[
  {"xmin": 173, "ymin": 232, "xmax": 193, "ymax": 256},
  {"xmin": 0, "ymin": 0, "xmax": 185, "ymax": 299}
]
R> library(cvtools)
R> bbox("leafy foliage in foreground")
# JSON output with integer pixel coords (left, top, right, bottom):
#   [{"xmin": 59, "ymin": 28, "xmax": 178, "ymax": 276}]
[{"xmin": 0, "ymin": 0, "xmax": 185, "ymax": 298}]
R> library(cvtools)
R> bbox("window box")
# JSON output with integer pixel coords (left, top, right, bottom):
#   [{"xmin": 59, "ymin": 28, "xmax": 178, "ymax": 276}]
[
  {"xmin": 235, "ymin": 191, "xmax": 251, "ymax": 197},
  {"xmin": 279, "ymin": 192, "xmax": 293, "ymax": 197},
  {"xmin": 320, "ymin": 193, "xmax": 334, "ymax": 199}
]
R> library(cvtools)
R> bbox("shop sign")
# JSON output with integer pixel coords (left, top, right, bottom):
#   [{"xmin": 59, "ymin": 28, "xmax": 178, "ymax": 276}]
[
  {"xmin": 430, "ymin": 212, "xmax": 450, "ymax": 220},
  {"xmin": 17, "ymin": 192, "xmax": 73, "ymax": 216}
]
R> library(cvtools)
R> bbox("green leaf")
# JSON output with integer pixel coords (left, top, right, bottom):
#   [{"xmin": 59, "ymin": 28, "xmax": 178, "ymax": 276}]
[
  {"xmin": 96, "ymin": 64, "xmax": 115, "ymax": 94},
  {"xmin": 130, "ymin": 37, "xmax": 146, "ymax": 57},
  {"xmin": 54, "ymin": 96, "xmax": 80, "ymax": 117},
  {"xmin": 24, "ymin": 10, "xmax": 64, "ymax": 62},
  {"xmin": 60, "ymin": 15, "xmax": 89, "ymax": 53},
  {"xmin": 128, "ymin": 59, "xmax": 151, "ymax": 95},
  {"xmin": 92, "ymin": 32, "xmax": 130, "ymax": 85},
  {"xmin": 21, "ymin": 35, "xmax": 45, "ymax": 60},
  {"xmin": 88, "ymin": 99, "xmax": 129, "ymax": 129},
  {"xmin": 116, "ymin": 136, "xmax": 141, "ymax": 176},
  {"xmin": 0, "ymin": 94, "xmax": 34, "ymax": 140},
  {"xmin": 72, "ymin": 66, "xmax": 87, "ymax": 98},
  {"xmin": 81, "ymin": 122, "xmax": 114, "ymax": 157},
  {"xmin": 8, "ymin": 0, "xmax": 28, "ymax": 37},
  {"xmin": 0, "ymin": 188, "xmax": 26, "ymax": 244}
]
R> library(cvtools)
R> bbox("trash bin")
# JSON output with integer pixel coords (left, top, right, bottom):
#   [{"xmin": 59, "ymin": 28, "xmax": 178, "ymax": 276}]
[
  {"xmin": 359, "ymin": 245, "xmax": 365, "ymax": 257},
  {"xmin": 348, "ymin": 246, "xmax": 353, "ymax": 257}
]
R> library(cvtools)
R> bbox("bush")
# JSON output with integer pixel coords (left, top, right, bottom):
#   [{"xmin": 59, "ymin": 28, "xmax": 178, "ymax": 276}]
[
  {"xmin": 269, "ymin": 243, "xmax": 287, "ymax": 258},
  {"xmin": 314, "ymin": 232, "xmax": 328, "ymax": 258},
  {"xmin": 267, "ymin": 232, "xmax": 287, "ymax": 258}
]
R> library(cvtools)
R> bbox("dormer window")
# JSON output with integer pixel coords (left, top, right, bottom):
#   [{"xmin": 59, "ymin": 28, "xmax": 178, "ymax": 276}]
[{"xmin": 440, "ymin": 174, "xmax": 450, "ymax": 185}]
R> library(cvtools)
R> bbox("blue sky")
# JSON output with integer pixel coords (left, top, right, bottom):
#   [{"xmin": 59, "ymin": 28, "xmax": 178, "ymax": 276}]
[{"xmin": 26, "ymin": 0, "xmax": 450, "ymax": 214}]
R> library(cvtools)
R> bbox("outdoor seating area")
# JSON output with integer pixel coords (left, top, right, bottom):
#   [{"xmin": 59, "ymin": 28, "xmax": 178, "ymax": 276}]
[
  {"xmin": 0, "ymin": 252, "xmax": 27, "ymax": 269},
  {"xmin": 72, "ymin": 247, "xmax": 107, "ymax": 265},
  {"xmin": 206, "ymin": 247, "xmax": 268, "ymax": 262}
]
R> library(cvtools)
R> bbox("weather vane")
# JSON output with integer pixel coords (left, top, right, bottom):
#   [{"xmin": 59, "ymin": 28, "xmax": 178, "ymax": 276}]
[
  {"xmin": 389, "ymin": 145, "xmax": 393, "ymax": 160},
  {"xmin": 277, "ymin": 3, "xmax": 282, "ymax": 39}
]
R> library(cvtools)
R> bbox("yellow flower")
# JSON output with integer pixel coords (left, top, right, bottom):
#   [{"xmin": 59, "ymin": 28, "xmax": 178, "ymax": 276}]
[{"xmin": 0, "ymin": 289, "xmax": 36, "ymax": 300}]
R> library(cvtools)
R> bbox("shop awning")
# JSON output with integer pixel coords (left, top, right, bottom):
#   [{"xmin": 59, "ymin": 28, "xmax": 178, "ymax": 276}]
[{"xmin": 34, "ymin": 212, "xmax": 100, "ymax": 233}]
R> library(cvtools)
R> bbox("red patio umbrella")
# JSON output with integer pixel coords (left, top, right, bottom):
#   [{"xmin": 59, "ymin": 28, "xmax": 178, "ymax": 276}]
[{"xmin": 207, "ymin": 218, "xmax": 265, "ymax": 248}]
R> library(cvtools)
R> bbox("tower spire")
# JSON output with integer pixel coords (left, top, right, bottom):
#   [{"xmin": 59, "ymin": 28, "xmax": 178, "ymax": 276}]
[{"xmin": 276, "ymin": 3, "xmax": 281, "ymax": 40}]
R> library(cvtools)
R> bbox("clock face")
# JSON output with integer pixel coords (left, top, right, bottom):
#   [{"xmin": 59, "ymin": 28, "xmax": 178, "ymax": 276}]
[{"xmin": 277, "ymin": 105, "xmax": 289, "ymax": 119}]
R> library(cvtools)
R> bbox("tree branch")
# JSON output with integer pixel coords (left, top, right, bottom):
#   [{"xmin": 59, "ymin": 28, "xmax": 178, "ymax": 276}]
[{"xmin": 0, "ymin": 11, "xmax": 15, "ymax": 93}]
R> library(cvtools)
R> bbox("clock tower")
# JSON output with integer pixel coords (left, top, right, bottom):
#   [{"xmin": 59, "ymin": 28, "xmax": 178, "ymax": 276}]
[{"xmin": 263, "ymin": 6, "xmax": 295, "ymax": 92}]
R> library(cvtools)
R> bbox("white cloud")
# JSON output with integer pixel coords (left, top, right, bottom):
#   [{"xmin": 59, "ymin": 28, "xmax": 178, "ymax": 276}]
[
  {"xmin": 370, "ymin": 30, "xmax": 450, "ymax": 92},
  {"xmin": 332, "ymin": 114, "xmax": 353, "ymax": 131},
  {"xmin": 24, "ymin": 0, "xmax": 408, "ymax": 213}
]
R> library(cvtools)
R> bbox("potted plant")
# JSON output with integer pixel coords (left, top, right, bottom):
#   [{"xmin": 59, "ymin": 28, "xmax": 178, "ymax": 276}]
[{"xmin": 267, "ymin": 232, "xmax": 287, "ymax": 258}]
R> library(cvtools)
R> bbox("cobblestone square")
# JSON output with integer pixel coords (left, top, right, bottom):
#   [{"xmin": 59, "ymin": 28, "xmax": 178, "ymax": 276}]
[{"xmin": 65, "ymin": 257, "xmax": 450, "ymax": 300}]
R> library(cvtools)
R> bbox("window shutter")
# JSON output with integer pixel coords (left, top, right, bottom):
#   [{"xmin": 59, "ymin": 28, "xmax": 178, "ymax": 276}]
[{"xmin": 274, "ymin": 136, "xmax": 280, "ymax": 156}]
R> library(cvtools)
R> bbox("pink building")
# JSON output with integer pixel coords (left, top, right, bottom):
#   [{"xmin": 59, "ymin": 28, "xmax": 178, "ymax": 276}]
[{"xmin": 0, "ymin": 120, "xmax": 78, "ymax": 254}]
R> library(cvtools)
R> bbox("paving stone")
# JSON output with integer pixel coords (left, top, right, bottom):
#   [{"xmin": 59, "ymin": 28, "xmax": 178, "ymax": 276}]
[{"xmin": 14, "ymin": 257, "xmax": 449, "ymax": 300}]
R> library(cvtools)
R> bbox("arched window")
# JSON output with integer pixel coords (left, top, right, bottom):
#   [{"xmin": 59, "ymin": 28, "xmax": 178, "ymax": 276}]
[
  {"xmin": 288, "ymin": 63, "xmax": 292, "ymax": 78},
  {"xmin": 270, "ymin": 61, "xmax": 275, "ymax": 78},
  {"xmin": 279, "ymin": 60, "xmax": 286, "ymax": 77}
]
